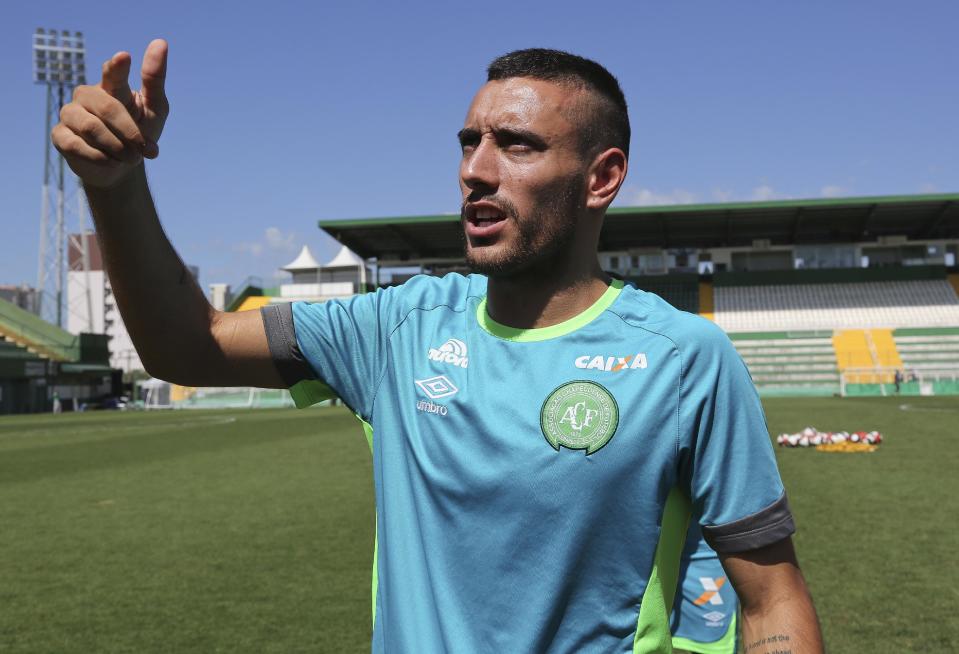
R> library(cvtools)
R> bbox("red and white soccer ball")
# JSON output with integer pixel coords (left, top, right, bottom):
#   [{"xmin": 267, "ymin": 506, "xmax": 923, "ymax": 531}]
[{"xmin": 776, "ymin": 427, "xmax": 883, "ymax": 448}]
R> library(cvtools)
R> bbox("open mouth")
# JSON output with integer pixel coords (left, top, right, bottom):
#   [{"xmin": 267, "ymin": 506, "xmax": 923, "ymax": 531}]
[
  {"xmin": 465, "ymin": 204, "xmax": 507, "ymax": 239},
  {"xmin": 471, "ymin": 207, "xmax": 505, "ymax": 227}
]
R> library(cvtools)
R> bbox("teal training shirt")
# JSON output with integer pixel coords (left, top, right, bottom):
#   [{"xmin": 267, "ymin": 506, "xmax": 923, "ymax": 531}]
[{"xmin": 261, "ymin": 273, "xmax": 794, "ymax": 654}]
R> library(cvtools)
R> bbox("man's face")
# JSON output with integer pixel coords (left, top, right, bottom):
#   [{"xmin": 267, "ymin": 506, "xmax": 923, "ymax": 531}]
[{"xmin": 458, "ymin": 77, "xmax": 589, "ymax": 277}]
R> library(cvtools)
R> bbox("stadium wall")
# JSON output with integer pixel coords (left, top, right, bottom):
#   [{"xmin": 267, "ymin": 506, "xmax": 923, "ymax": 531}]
[{"xmin": 713, "ymin": 264, "xmax": 947, "ymax": 287}]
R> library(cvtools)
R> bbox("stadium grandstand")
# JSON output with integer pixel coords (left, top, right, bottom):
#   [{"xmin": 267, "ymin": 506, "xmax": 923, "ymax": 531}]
[
  {"xmin": 298, "ymin": 192, "xmax": 958, "ymax": 399},
  {"xmin": 0, "ymin": 295, "xmax": 119, "ymax": 413}
]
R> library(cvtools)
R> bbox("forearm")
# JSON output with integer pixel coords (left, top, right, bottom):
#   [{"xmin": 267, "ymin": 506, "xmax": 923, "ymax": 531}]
[
  {"xmin": 84, "ymin": 164, "xmax": 216, "ymax": 381},
  {"xmin": 740, "ymin": 587, "xmax": 823, "ymax": 654},
  {"xmin": 722, "ymin": 538, "xmax": 824, "ymax": 654}
]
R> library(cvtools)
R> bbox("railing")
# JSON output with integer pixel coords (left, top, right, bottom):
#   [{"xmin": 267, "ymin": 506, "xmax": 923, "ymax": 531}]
[
  {"xmin": 224, "ymin": 276, "xmax": 266, "ymax": 312},
  {"xmin": 834, "ymin": 349, "xmax": 901, "ymax": 369},
  {"xmin": 785, "ymin": 330, "xmax": 833, "ymax": 338},
  {"xmin": 839, "ymin": 367, "xmax": 959, "ymax": 397},
  {"xmin": 234, "ymin": 275, "xmax": 264, "ymax": 292}
]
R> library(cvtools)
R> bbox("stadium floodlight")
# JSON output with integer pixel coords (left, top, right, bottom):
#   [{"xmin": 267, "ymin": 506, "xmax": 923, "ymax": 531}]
[
  {"xmin": 33, "ymin": 29, "xmax": 87, "ymax": 86},
  {"xmin": 33, "ymin": 28, "xmax": 94, "ymax": 330}
]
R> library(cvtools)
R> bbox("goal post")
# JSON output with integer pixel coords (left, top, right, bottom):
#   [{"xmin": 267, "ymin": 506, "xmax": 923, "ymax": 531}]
[{"xmin": 839, "ymin": 367, "xmax": 932, "ymax": 397}]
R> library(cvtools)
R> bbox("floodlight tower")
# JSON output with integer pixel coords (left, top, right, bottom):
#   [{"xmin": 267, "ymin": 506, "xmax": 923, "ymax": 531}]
[{"xmin": 32, "ymin": 28, "xmax": 94, "ymax": 330}]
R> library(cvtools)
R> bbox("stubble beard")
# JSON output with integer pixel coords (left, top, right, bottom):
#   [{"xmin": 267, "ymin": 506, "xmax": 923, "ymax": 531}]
[{"xmin": 462, "ymin": 174, "xmax": 585, "ymax": 279}]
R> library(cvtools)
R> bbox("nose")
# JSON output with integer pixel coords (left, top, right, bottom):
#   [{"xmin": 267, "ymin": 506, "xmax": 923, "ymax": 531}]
[{"xmin": 461, "ymin": 135, "xmax": 500, "ymax": 194}]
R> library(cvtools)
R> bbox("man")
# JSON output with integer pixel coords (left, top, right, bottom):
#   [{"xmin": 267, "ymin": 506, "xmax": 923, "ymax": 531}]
[
  {"xmin": 53, "ymin": 41, "xmax": 823, "ymax": 653},
  {"xmin": 671, "ymin": 525, "xmax": 740, "ymax": 654}
]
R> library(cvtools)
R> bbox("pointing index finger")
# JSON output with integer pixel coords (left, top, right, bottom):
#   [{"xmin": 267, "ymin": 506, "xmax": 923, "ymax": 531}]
[{"xmin": 100, "ymin": 52, "xmax": 135, "ymax": 109}]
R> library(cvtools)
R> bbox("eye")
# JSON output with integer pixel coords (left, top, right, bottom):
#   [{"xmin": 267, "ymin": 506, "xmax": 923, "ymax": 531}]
[
  {"xmin": 497, "ymin": 129, "xmax": 546, "ymax": 153},
  {"xmin": 500, "ymin": 134, "xmax": 529, "ymax": 151},
  {"xmin": 457, "ymin": 129, "xmax": 480, "ymax": 155}
]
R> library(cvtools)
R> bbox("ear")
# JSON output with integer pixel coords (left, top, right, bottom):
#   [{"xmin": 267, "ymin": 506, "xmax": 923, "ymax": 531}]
[{"xmin": 585, "ymin": 148, "xmax": 628, "ymax": 211}]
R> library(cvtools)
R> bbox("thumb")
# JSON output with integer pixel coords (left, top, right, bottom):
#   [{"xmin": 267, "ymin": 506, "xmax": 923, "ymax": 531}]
[
  {"xmin": 140, "ymin": 39, "xmax": 168, "ymax": 109},
  {"xmin": 100, "ymin": 52, "xmax": 135, "ymax": 109}
]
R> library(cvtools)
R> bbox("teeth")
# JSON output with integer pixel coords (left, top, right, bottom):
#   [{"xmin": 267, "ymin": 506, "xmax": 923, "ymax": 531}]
[{"xmin": 476, "ymin": 208, "xmax": 501, "ymax": 220}]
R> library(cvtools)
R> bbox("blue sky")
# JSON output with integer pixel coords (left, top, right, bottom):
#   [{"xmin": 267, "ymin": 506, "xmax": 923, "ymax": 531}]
[{"xmin": 2, "ymin": 1, "xmax": 956, "ymax": 292}]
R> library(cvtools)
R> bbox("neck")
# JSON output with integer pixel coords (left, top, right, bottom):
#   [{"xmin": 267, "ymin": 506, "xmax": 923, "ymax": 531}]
[{"xmin": 485, "ymin": 254, "xmax": 611, "ymax": 330}]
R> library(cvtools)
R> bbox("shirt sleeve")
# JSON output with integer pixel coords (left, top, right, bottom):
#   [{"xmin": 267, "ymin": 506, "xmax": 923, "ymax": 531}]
[
  {"xmin": 260, "ymin": 288, "xmax": 396, "ymax": 419},
  {"xmin": 678, "ymin": 322, "xmax": 795, "ymax": 553}
]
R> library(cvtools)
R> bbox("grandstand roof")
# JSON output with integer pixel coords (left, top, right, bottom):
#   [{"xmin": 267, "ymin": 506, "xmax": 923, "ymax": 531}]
[{"xmin": 318, "ymin": 193, "xmax": 959, "ymax": 263}]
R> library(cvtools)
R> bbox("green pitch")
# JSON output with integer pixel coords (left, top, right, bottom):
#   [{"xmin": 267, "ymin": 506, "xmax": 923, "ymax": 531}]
[{"xmin": 0, "ymin": 398, "xmax": 956, "ymax": 653}]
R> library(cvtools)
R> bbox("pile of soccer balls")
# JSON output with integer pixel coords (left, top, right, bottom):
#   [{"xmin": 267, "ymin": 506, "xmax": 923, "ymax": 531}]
[{"xmin": 777, "ymin": 427, "xmax": 882, "ymax": 452}]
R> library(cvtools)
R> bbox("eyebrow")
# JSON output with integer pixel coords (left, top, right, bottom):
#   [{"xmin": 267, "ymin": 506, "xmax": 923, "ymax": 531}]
[
  {"xmin": 457, "ymin": 128, "xmax": 480, "ymax": 146},
  {"xmin": 456, "ymin": 126, "xmax": 548, "ymax": 150}
]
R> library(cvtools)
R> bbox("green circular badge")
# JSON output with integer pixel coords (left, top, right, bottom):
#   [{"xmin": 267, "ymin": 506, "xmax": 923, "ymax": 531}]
[{"xmin": 540, "ymin": 380, "xmax": 619, "ymax": 455}]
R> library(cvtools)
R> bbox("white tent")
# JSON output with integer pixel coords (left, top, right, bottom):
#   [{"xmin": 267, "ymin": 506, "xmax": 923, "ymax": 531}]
[
  {"xmin": 282, "ymin": 245, "xmax": 321, "ymax": 273},
  {"xmin": 325, "ymin": 245, "xmax": 364, "ymax": 269}
]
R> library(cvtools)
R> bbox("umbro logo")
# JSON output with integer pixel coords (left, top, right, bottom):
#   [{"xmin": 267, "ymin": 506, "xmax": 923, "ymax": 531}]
[
  {"xmin": 414, "ymin": 375, "xmax": 457, "ymax": 417},
  {"xmin": 574, "ymin": 353, "xmax": 648, "ymax": 372},
  {"xmin": 415, "ymin": 375, "xmax": 459, "ymax": 399},
  {"xmin": 703, "ymin": 611, "xmax": 726, "ymax": 627},
  {"xmin": 428, "ymin": 338, "xmax": 469, "ymax": 369}
]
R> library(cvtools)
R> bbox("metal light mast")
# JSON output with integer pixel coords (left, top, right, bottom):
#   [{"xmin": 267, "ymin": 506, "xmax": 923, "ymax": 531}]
[{"xmin": 33, "ymin": 28, "xmax": 93, "ymax": 330}]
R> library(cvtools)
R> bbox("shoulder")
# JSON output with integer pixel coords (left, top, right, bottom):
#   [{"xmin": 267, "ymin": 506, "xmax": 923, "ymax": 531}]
[
  {"xmin": 294, "ymin": 273, "xmax": 487, "ymax": 332},
  {"xmin": 385, "ymin": 273, "xmax": 487, "ymax": 313},
  {"xmin": 608, "ymin": 284, "xmax": 746, "ymax": 388},
  {"xmin": 610, "ymin": 283, "xmax": 735, "ymax": 363}
]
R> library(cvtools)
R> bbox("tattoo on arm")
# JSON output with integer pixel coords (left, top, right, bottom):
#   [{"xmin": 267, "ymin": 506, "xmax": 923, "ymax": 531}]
[{"xmin": 744, "ymin": 633, "xmax": 791, "ymax": 654}]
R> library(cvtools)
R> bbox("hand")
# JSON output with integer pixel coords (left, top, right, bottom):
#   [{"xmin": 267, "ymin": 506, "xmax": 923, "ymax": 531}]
[{"xmin": 52, "ymin": 39, "xmax": 169, "ymax": 189}]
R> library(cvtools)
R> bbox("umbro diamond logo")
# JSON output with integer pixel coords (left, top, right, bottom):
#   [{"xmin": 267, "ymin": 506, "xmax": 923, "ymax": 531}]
[
  {"xmin": 703, "ymin": 611, "xmax": 726, "ymax": 627},
  {"xmin": 428, "ymin": 338, "xmax": 469, "ymax": 368},
  {"xmin": 415, "ymin": 375, "xmax": 459, "ymax": 400}
]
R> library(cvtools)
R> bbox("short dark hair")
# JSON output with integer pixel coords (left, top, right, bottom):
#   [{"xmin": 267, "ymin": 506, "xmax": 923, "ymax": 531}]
[{"xmin": 487, "ymin": 48, "xmax": 630, "ymax": 159}]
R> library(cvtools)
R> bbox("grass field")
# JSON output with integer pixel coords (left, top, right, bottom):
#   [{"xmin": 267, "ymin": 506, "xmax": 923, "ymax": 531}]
[{"xmin": 1, "ymin": 397, "xmax": 957, "ymax": 653}]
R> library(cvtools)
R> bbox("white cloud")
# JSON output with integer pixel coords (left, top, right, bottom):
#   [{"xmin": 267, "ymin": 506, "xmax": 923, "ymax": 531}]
[
  {"xmin": 233, "ymin": 241, "xmax": 264, "ymax": 257},
  {"xmin": 264, "ymin": 227, "xmax": 297, "ymax": 252},
  {"xmin": 232, "ymin": 227, "xmax": 298, "ymax": 258},
  {"xmin": 750, "ymin": 185, "xmax": 779, "ymax": 201},
  {"xmin": 820, "ymin": 185, "xmax": 846, "ymax": 198},
  {"xmin": 622, "ymin": 187, "xmax": 698, "ymax": 206},
  {"xmin": 711, "ymin": 188, "xmax": 735, "ymax": 203},
  {"xmin": 919, "ymin": 182, "xmax": 939, "ymax": 193},
  {"xmin": 617, "ymin": 184, "xmax": 806, "ymax": 206}
]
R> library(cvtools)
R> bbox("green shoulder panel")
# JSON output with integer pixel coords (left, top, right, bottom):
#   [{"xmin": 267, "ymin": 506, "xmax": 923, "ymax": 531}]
[
  {"xmin": 288, "ymin": 379, "xmax": 336, "ymax": 408},
  {"xmin": 634, "ymin": 487, "xmax": 692, "ymax": 653},
  {"xmin": 356, "ymin": 416, "xmax": 377, "ymax": 626}
]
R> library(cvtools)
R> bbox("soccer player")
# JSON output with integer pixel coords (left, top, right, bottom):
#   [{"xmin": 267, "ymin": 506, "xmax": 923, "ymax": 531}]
[
  {"xmin": 671, "ymin": 524, "xmax": 740, "ymax": 654},
  {"xmin": 52, "ymin": 40, "xmax": 824, "ymax": 653}
]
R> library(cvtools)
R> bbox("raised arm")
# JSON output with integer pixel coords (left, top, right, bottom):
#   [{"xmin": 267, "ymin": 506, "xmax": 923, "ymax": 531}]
[
  {"xmin": 52, "ymin": 40, "xmax": 284, "ymax": 387},
  {"xmin": 720, "ymin": 537, "xmax": 824, "ymax": 654}
]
